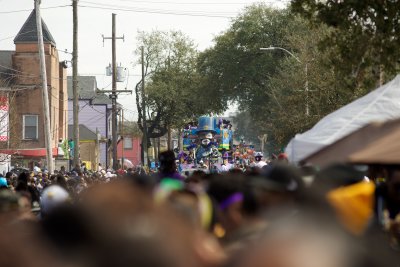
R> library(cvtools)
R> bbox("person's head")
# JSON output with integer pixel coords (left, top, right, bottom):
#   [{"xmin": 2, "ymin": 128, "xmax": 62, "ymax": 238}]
[
  {"xmin": 277, "ymin": 153, "xmax": 289, "ymax": 163},
  {"xmin": 17, "ymin": 172, "xmax": 29, "ymax": 184},
  {"xmin": 232, "ymin": 212, "xmax": 355, "ymax": 267},
  {"xmin": 250, "ymin": 163, "xmax": 305, "ymax": 211},
  {"xmin": 185, "ymin": 170, "xmax": 207, "ymax": 193},
  {"xmin": 312, "ymin": 163, "xmax": 366, "ymax": 194},
  {"xmin": 0, "ymin": 190, "xmax": 20, "ymax": 217},
  {"xmin": 124, "ymin": 172, "xmax": 156, "ymax": 192},
  {"xmin": 254, "ymin": 152, "xmax": 263, "ymax": 162},
  {"xmin": 207, "ymin": 173, "xmax": 257, "ymax": 235},
  {"xmin": 159, "ymin": 150, "xmax": 177, "ymax": 174},
  {"xmin": 40, "ymin": 185, "xmax": 70, "ymax": 217},
  {"xmin": 386, "ymin": 165, "xmax": 400, "ymax": 204},
  {"xmin": 78, "ymin": 180, "xmax": 222, "ymax": 267},
  {"xmin": 55, "ymin": 174, "xmax": 68, "ymax": 191},
  {"xmin": 168, "ymin": 189, "xmax": 201, "ymax": 227}
]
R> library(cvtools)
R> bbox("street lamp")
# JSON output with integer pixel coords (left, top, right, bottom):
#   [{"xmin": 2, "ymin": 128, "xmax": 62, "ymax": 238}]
[
  {"xmin": 259, "ymin": 46, "xmax": 310, "ymax": 116},
  {"xmin": 260, "ymin": 47, "xmax": 301, "ymax": 63}
]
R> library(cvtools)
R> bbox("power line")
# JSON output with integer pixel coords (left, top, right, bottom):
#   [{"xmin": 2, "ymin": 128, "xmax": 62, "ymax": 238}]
[
  {"xmin": 78, "ymin": 4, "xmax": 235, "ymax": 18},
  {"xmin": 0, "ymin": 5, "xmax": 71, "ymax": 14},
  {"xmin": 121, "ymin": 107, "xmax": 137, "ymax": 114},
  {"xmin": 116, "ymin": 0, "xmax": 290, "ymax": 5},
  {"xmin": 80, "ymin": 0, "xmax": 237, "ymax": 15},
  {"xmin": 0, "ymin": 63, "xmax": 35, "ymax": 75},
  {"xmin": 57, "ymin": 49, "xmax": 73, "ymax": 55},
  {"xmin": 0, "ymin": 30, "xmax": 36, "ymax": 42},
  {"xmin": 116, "ymin": 0, "xmax": 251, "ymax": 4},
  {"xmin": 0, "ymin": 65, "xmax": 71, "ymax": 81},
  {"xmin": 80, "ymin": 73, "xmax": 142, "ymax": 77}
]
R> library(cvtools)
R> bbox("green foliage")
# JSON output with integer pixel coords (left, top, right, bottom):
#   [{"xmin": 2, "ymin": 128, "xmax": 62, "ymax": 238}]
[
  {"xmin": 134, "ymin": 30, "xmax": 223, "ymax": 138},
  {"xmin": 198, "ymin": 3, "xmax": 383, "ymax": 149},
  {"xmin": 198, "ymin": 5, "xmax": 329, "ymax": 148},
  {"xmin": 134, "ymin": 2, "xmax": 400, "ymax": 151},
  {"xmin": 198, "ymin": 5, "xmax": 292, "ymax": 108},
  {"xmin": 291, "ymin": 0, "xmax": 400, "ymax": 87}
]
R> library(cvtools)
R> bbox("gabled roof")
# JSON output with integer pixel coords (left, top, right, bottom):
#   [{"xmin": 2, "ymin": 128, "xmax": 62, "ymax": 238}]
[
  {"xmin": 14, "ymin": 9, "xmax": 56, "ymax": 46},
  {"xmin": 68, "ymin": 124, "xmax": 97, "ymax": 141},
  {"xmin": 67, "ymin": 76, "xmax": 112, "ymax": 105}
]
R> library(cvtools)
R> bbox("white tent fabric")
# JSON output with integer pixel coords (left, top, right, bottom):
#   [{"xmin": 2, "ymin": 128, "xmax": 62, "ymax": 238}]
[
  {"xmin": 286, "ymin": 75, "xmax": 400, "ymax": 164},
  {"xmin": 121, "ymin": 158, "xmax": 134, "ymax": 168}
]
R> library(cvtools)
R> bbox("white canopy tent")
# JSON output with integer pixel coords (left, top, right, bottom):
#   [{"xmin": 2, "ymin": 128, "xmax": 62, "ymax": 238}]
[{"xmin": 286, "ymin": 75, "xmax": 400, "ymax": 164}]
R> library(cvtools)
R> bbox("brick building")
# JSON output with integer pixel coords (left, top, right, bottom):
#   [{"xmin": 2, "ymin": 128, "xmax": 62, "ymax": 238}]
[{"xmin": 0, "ymin": 9, "xmax": 68, "ymax": 170}]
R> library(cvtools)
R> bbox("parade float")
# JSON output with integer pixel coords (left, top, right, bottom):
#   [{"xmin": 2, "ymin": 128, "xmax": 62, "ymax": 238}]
[{"xmin": 177, "ymin": 116, "xmax": 256, "ymax": 173}]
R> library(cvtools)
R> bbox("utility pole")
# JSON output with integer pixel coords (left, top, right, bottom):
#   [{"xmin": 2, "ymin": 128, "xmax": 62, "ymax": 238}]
[
  {"xmin": 100, "ymin": 15, "xmax": 128, "ymax": 170},
  {"xmin": 120, "ymin": 109, "xmax": 124, "ymax": 169},
  {"xmin": 72, "ymin": 0, "xmax": 79, "ymax": 170},
  {"xmin": 305, "ymin": 63, "xmax": 309, "ymax": 116},
  {"xmin": 35, "ymin": 0, "xmax": 53, "ymax": 174},
  {"xmin": 101, "ymin": 14, "xmax": 125, "ymax": 170},
  {"xmin": 141, "ymin": 46, "xmax": 148, "ymax": 167},
  {"xmin": 111, "ymin": 14, "xmax": 118, "ymax": 170}
]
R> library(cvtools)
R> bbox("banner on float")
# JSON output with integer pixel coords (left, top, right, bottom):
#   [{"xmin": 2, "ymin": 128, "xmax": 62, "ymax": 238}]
[{"xmin": 219, "ymin": 129, "xmax": 231, "ymax": 150}]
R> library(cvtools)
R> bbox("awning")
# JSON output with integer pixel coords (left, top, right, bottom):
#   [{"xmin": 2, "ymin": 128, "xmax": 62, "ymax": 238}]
[
  {"xmin": 301, "ymin": 118, "xmax": 400, "ymax": 166},
  {"xmin": 0, "ymin": 148, "xmax": 59, "ymax": 157},
  {"xmin": 349, "ymin": 127, "xmax": 400, "ymax": 164},
  {"xmin": 286, "ymin": 75, "xmax": 400, "ymax": 164}
]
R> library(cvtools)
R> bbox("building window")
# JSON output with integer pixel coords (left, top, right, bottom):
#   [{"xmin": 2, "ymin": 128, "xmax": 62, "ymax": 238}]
[
  {"xmin": 124, "ymin": 137, "xmax": 133, "ymax": 149},
  {"xmin": 23, "ymin": 115, "xmax": 38, "ymax": 140}
]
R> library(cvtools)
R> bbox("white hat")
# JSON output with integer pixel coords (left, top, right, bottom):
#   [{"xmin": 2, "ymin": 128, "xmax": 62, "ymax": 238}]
[
  {"xmin": 40, "ymin": 185, "xmax": 69, "ymax": 214},
  {"xmin": 255, "ymin": 152, "xmax": 263, "ymax": 157}
]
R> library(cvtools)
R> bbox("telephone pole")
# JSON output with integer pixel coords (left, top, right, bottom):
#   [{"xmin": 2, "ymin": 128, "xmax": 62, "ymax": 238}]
[
  {"xmin": 111, "ymin": 14, "xmax": 118, "ymax": 170},
  {"xmin": 35, "ymin": 0, "xmax": 53, "ymax": 173},
  {"xmin": 72, "ymin": 0, "xmax": 79, "ymax": 169},
  {"xmin": 141, "ymin": 46, "xmax": 148, "ymax": 167},
  {"xmin": 120, "ymin": 109, "xmax": 124, "ymax": 169},
  {"xmin": 102, "ymin": 14, "xmax": 124, "ymax": 170}
]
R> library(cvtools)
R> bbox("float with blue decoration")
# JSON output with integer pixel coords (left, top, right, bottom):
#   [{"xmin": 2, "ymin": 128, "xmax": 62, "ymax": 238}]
[{"xmin": 179, "ymin": 116, "xmax": 233, "ymax": 171}]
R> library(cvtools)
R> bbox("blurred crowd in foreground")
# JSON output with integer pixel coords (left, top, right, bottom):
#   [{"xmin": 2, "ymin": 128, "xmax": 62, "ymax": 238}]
[{"xmin": 0, "ymin": 150, "xmax": 399, "ymax": 267}]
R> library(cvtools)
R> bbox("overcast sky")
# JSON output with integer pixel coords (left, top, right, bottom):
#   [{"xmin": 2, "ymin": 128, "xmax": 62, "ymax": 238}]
[{"xmin": 0, "ymin": 0, "xmax": 287, "ymax": 120}]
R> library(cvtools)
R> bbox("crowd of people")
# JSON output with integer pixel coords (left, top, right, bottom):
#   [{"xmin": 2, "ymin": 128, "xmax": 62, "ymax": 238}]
[{"xmin": 0, "ymin": 150, "xmax": 399, "ymax": 267}]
